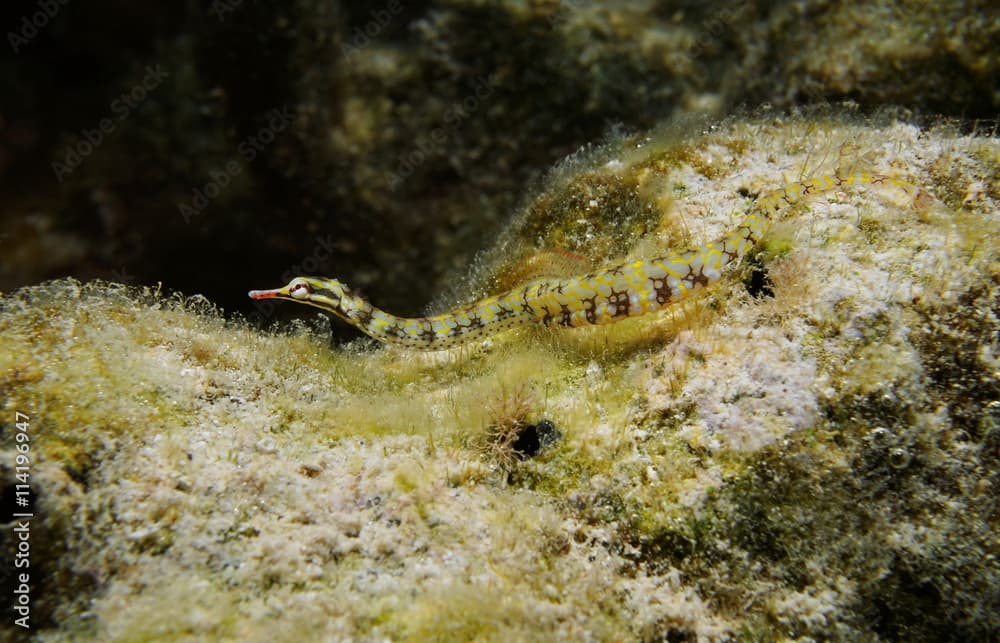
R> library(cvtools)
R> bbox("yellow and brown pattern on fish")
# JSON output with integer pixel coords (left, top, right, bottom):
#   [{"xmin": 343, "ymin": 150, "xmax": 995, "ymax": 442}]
[{"xmin": 249, "ymin": 173, "xmax": 931, "ymax": 350}]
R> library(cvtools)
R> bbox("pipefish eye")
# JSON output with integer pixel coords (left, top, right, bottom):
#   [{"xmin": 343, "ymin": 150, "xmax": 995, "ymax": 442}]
[{"xmin": 289, "ymin": 280, "xmax": 312, "ymax": 299}]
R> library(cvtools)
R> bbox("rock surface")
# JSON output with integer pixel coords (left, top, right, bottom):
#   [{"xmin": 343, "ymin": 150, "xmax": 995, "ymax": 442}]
[{"xmin": 2, "ymin": 116, "xmax": 998, "ymax": 640}]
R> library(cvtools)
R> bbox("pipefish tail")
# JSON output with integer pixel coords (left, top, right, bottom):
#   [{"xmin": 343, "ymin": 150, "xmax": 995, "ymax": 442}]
[{"xmin": 249, "ymin": 173, "xmax": 930, "ymax": 351}]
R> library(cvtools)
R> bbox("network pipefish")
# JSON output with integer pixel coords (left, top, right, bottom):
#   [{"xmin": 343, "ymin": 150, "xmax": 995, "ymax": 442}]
[{"xmin": 249, "ymin": 173, "xmax": 931, "ymax": 350}]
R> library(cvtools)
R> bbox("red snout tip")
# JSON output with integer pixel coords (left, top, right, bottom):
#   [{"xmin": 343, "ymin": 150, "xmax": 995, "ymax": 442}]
[{"xmin": 248, "ymin": 288, "xmax": 279, "ymax": 300}]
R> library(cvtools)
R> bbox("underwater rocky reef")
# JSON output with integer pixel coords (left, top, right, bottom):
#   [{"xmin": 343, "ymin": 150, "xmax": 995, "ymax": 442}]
[
  {"xmin": 2, "ymin": 115, "xmax": 999, "ymax": 640},
  {"xmin": 2, "ymin": 0, "xmax": 999, "ymax": 641}
]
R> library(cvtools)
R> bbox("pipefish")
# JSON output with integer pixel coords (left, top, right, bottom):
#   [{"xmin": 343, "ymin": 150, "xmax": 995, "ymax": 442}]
[{"xmin": 249, "ymin": 173, "xmax": 929, "ymax": 350}]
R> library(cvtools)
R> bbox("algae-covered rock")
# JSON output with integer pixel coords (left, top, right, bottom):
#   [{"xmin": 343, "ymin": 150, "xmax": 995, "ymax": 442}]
[{"xmin": 1, "ymin": 115, "xmax": 998, "ymax": 641}]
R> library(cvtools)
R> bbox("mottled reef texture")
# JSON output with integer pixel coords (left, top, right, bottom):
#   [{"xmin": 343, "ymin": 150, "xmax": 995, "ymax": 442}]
[
  {"xmin": 1, "ymin": 1, "xmax": 996, "ymax": 325},
  {"xmin": 1, "ymin": 117, "xmax": 998, "ymax": 641}
]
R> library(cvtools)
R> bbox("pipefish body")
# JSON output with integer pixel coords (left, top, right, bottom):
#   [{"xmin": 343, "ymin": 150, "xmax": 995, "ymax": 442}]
[{"xmin": 249, "ymin": 173, "xmax": 929, "ymax": 351}]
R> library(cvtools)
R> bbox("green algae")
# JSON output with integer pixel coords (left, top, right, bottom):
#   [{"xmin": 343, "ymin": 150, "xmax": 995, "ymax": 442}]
[{"xmin": 2, "ymin": 116, "xmax": 999, "ymax": 641}]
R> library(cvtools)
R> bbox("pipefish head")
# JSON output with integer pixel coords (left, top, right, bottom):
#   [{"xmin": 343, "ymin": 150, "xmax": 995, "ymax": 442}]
[{"xmin": 248, "ymin": 276, "xmax": 355, "ymax": 321}]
